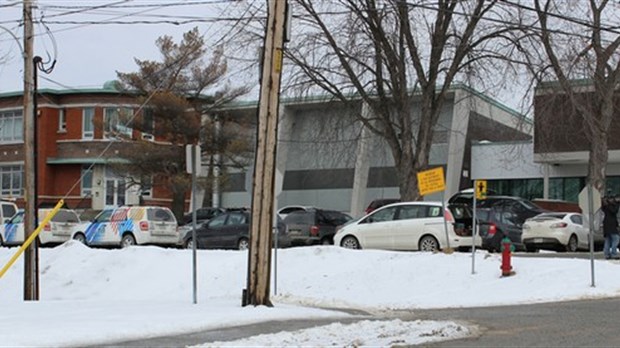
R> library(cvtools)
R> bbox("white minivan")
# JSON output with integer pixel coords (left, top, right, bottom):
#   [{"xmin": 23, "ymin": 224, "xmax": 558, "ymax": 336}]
[
  {"xmin": 0, "ymin": 208, "xmax": 81, "ymax": 246},
  {"xmin": 71, "ymin": 206, "xmax": 179, "ymax": 248},
  {"xmin": 334, "ymin": 201, "xmax": 479, "ymax": 251}
]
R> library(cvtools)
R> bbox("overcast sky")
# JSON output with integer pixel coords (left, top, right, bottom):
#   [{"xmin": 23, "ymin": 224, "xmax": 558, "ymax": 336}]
[
  {"xmin": 0, "ymin": 0, "xmax": 242, "ymax": 94},
  {"xmin": 0, "ymin": 0, "xmax": 527, "ymax": 113}
]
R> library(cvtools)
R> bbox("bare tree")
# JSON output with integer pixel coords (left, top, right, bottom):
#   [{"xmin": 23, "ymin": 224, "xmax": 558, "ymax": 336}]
[
  {"xmin": 516, "ymin": 0, "xmax": 620, "ymax": 195},
  {"xmin": 285, "ymin": 0, "xmax": 514, "ymax": 200}
]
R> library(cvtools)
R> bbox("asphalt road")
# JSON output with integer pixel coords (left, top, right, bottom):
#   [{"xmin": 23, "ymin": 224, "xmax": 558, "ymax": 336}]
[{"xmin": 99, "ymin": 297, "xmax": 620, "ymax": 347}]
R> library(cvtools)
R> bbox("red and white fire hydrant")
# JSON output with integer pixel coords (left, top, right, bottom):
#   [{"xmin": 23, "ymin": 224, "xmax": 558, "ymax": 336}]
[{"xmin": 500, "ymin": 236, "xmax": 515, "ymax": 277}]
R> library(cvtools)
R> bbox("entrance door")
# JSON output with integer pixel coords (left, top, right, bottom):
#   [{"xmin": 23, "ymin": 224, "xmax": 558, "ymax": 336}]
[{"xmin": 105, "ymin": 179, "xmax": 126, "ymax": 208}]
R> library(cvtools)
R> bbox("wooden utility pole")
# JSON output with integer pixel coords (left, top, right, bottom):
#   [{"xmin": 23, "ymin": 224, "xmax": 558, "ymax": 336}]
[
  {"xmin": 245, "ymin": 0, "xmax": 287, "ymax": 306},
  {"xmin": 23, "ymin": 0, "xmax": 38, "ymax": 301}
]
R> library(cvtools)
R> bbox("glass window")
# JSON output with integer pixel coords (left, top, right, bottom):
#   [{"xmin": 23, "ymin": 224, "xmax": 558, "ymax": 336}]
[
  {"xmin": 140, "ymin": 176, "xmax": 152, "ymax": 197},
  {"xmin": 397, "ymin": 205, "xmax": 427, "ymax": 220},
  {"xmin": 366, "ymin": 207, "xmax": 397, "ymax": 223},
  {"xmin": 58, "ymin": 109, "xmax": 66, "ymax": 131},
  {"xmin": 226, "ymin": 212, "xmax": 247, "ymax": 226},
  {"xmin": 0, "ymin": 165, "xmax": 23, "ymax": 196},
  {"xmin": 143, "ymin": 108, "xmax": 154, "ymax": 134},
  {"xmin": 487, "ymin": 179, "xmax": 544, "ymax": 201},
  {"xmin": 95, "ymin": 209, "xmax": 113, "ymax": 223},
  {"xmin": 148, "ymin": 208, "xmax": 174, "ymax": 222},
  {"xmin": 570, "ymin": 214, "xmax": 583, "ymax": 225},
  {"xmin": 10, "ymin": 212, "xmax": 23, "ymax": 224},
  {"xmin": 1, "ymin": 203, "xmax": 16, "ymax": 219},
  {"xmin": 83, "ymin": 108, "xmax": 94, "ymax": 139},
  {"xmin": 0, "ymin": 110, "xmax": 23, "ymax": 142},
  {"xmin": 104, "ymin": 107, "xmax": 133, "ymax": 139},
  {"xmin": 208, "ymin": 214, "xmax": 228, "ymax": 228},
  {"xmin": 81, "ymin": 165, "xmax": 93, "ymax": 196},
  {"xmin": 427, "ymin": 206, "xmax": 442, "ymax": 217}
]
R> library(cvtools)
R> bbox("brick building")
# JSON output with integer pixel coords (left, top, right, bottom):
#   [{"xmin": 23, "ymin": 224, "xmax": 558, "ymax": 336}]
[{"xmin": 0, "ymin": 85, "xmax": 183, "ymax": 211}]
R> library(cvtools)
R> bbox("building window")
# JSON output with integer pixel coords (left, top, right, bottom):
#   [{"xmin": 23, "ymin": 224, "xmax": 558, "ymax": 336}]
[
  {"xmin": 0, "ymin": 165, "xmax": 23, "ymax": 196},
  {"xmin": 487, "ymin": 179, "xmax": 544, "ymax": 201},
  {"xmin": 83, "ymin": 108, "xmax": 94, "ymax": 139},
  {"xmin": 0, "ymin": 110, "xmax": 23, "ymax": 143},
  {"xmin": 549, "ymin": 177, "xmax": 585, "ymax": 202},
  {"xmin": 140, "ymin": 176, "xmax": 153, "ymax": 198},
  {"xmin": 143, "ymin": 108, "xmax": 154, "ymax": 134},
  {"xmin": 104, "ymin": 107, "xmax": 133, "ymax": 139},
  {"xmin": 81, "ymin": 165, "xmax": 93, "ymax": 196},
  {"xmin": 58, "ymin": 109, "xmax": 66, "ymax": 132}
]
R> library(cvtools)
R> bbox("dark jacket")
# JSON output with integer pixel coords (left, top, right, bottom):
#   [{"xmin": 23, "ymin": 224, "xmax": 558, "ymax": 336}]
[{"xmin": 602, "ymin": 200, "xmax": 619, "ymax": 236}]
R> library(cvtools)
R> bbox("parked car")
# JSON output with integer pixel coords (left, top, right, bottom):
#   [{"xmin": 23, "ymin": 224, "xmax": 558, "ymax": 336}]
[
  {"xmin": 283, "ymin": 209, "xmax": 353, "ymax": 245},
  {"xmin": 180, "ymin": 210, "xmax": 289, "ymax": 250},
  {"xmin": 522, "ymin": 212, "xmax": 591, "ymax": 252},
  {"xmin": 334, "ymin": 201, "xmax": 479, "ymax": 251},
  {"xmin": 179, "ymin": 207, "xmax": 226, "ymax": 226},
  {"xmin": 277, "ymin": 205, "xmax": 314, "ymax": 220},
  {"xmin": 476, "ymin": 196, "xmax": 547, "ymax": 227},
  {"xmin": 474, "ymin": 207, "xmax": 527, "ymax": 252},
  {"xmin": 364, "ymin": 198, "xmax": 400, "ymax": 215},
  {"xmin": 71, "ymin": 206, "xmax": 178, "ymax": 248},
  {"xmin": 0, "ymin": 208, "xmax": 81, "ymax": 247}
]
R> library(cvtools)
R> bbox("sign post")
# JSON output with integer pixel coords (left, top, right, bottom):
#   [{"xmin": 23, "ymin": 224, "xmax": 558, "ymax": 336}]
[
  {"xmin": 472, "ymin": 180, "xmax": 487, "ymax": 274},
  {"xmin": 186, "ymin": 144, "xmax": 201, "ymax": 304},
  {"xmin": 416, "ymin": 167, "xmax": 449, "ymax": 250}
]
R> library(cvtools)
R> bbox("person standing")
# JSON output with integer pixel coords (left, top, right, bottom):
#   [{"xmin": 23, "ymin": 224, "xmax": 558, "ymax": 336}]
[{"xmin": 602, "ymin": 196, "xmax": 620, "ymax": 259}]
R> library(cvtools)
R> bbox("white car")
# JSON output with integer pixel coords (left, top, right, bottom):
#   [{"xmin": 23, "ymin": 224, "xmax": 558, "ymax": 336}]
[
  {"xmin": 0, "ymin": 208, "xmax": 81, "ymax": 246},
  {"xmin": 333, "ymin": 201, "xmax": 478, "ymax": 251},
  {"xmin": 522, "ymin": 212, "xmax": 589, "ymax": 252},
  {"xmin": 71, "ymin": 206, "xmax": 179, "ymax": 248}
]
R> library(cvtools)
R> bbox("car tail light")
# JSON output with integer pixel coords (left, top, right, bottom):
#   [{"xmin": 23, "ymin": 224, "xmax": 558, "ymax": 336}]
[
  {"xmin": 488, "ymin": 224, "xmax": 497, "ymax": 236},
  {"xmin": 140, "ymin": 221, "xmax": 149, "ymax": 231},
  {"xmin": 550, "ymin": 222, "xmax": 568, "ymax": 229},
  {"xmin": 310, "ymin": 225, "xmax": 319, "ymax": 236},
  {"xmin": 444, "ymin": 209, "xmax": 455, "ymax": 223},
  {"xmin": 43, "ymin": 224, "xmax": 51, "ymax": 232}
]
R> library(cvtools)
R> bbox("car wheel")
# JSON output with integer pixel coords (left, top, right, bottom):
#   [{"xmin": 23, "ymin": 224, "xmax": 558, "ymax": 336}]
[
  {"xmin": 566, "ymin": 234, "xmax": 578, "ymax": 252},
  {"xmin": 238, "ymin": 238, "xmax": 249, "ymax": 250},
  {"xmin": 320, "ymin": 237, "xmax": 332, "ymax": 245},
  {"xmin": 185, "ymin": 237, "xmax": 194, "ymax": 250},
  {"xmin": 121, "ymin": 234, "xmax": 136, "ymax": 248},
  {"xmin": 340, "ymin": 236, "xmax": 360, "ymax": 249},
  {"xmin": 525, "ymin": 244, "xmax": 538, "ymax": 253},
  {"xmin": 73, "ymin": 233, "xmax": 87, "ymax": 245},
  {"xmin": 419, "ymin": 235, "xmax": 439, "ymax": 252}
]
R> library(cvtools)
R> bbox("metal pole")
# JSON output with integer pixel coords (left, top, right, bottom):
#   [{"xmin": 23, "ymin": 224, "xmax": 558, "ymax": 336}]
[
  {"xmin": 472, "ymin": 181, "xmax": 477, "ymax": 274},
  {"xmin": 587, "ymin": 183, "xmax": 596, "ymax": 287},
  {"xmin": 273, "ymin": 225, "xmax": 278, "ymax": 295},
  {"xmin": 23, "ymin": 0, "xmax": 38, "ymax": 301},
  {"xmin": 441, "ymin": 191, "xmax": 451, "ymax": 250},
  {"xmin": 191, "ymin": 145, "xmax": 198, "ymax": 304}
]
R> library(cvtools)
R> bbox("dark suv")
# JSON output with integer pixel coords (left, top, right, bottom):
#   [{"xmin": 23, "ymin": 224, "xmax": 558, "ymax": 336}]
[
  {"xmin": 284, "ymin": 209, "xmax": 353, "ymax": 245},
  {"xmin": 180, "ymin": 207, "xmax": 226, "ymax": 226}
]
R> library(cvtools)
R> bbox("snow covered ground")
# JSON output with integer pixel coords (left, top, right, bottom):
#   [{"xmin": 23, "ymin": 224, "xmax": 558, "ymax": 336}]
[{"xmin": 1, "ymin": 241, "xmax": 620, "ymax": 347}]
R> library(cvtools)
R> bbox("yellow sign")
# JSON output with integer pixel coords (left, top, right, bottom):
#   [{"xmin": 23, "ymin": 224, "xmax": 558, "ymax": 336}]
[
  {"xmin": 475, "ymin": 180, "xmax": 487, "ymax": 200},
  {"xmin": 417, "ymin": 167, "xmax": 446, "ymax": 196}
]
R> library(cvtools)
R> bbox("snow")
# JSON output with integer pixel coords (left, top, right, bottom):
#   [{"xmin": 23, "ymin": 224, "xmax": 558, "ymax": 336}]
[{"xmin": 1, "ymin": 241, "xmax": 620, "ymax": 347}]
